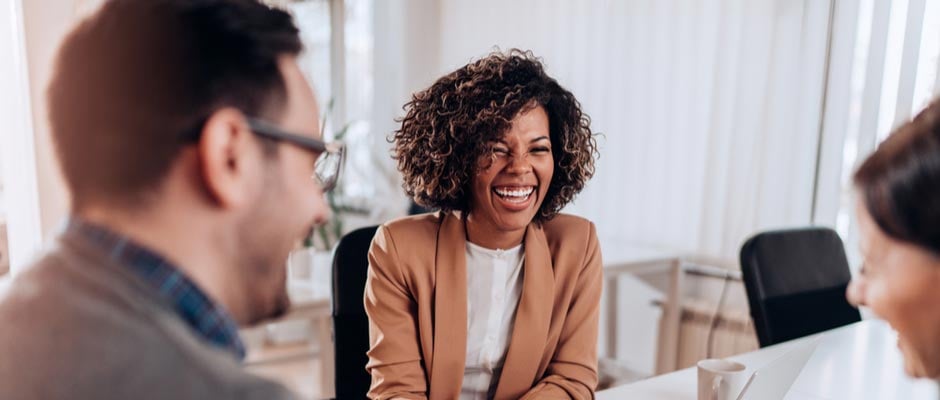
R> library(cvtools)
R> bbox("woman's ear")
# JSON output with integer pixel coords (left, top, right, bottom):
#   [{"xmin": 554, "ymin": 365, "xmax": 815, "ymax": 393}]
[{"xmin": 197, "ymin": 108, "xmax": 259, "ymax": 209}]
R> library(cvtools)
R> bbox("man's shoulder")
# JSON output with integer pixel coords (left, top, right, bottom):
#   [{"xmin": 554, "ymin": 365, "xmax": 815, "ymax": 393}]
[
  {"xmin": 0, "ymin": 246, "xmax": 110, "ymax": 323},
  {"xmin": 0, "ymin": 247, "xmax": 297, "ymax": 400},
  {"xmin": 0, "ymin": 242, "xmax": 147, "ymax": 329}
]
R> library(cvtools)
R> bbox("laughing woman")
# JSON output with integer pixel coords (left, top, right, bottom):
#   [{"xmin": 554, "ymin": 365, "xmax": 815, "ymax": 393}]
[
  {"xmin": 364, "ymin": 50, "xmax": 601, "ymax": 400},
  {"xmin": 847, "ymin": 99, "xmax": 940, "ymax": 379}
]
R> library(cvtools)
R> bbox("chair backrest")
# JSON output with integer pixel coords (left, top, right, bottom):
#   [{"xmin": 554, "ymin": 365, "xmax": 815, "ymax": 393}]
[
  {"xmin": 739, "ymin": 227, "xmax": 861, "ymax": 347},
  {"xmin": 332, "ymin": 225, "xmax": 379, "ymax": 399}
]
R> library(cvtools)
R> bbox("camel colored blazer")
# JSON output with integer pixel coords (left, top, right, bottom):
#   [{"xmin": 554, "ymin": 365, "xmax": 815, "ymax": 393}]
[{"xmin": 364, "ymin": 212, "xmax": 602, "ymax": 400}]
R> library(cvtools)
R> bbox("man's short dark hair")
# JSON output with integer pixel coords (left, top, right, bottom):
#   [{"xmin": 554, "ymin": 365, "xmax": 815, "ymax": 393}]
[{"xmin": 48, "ymin": 0, "xmax": 303, "ymax": 209}]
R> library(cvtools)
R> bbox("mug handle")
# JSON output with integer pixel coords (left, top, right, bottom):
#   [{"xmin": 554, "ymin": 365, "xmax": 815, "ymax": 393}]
[{"xmin": 711, "ymin": 376, "xmax": 723, "ymax": 400}]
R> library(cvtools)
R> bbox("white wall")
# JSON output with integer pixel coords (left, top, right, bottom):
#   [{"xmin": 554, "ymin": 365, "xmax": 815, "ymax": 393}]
[
  {"xmin": 369, "ymin": 0, "xmax": 443, "ymax": 216},
  {"xmin": 21, "ymin": 0, "xmax": 78, "ymax": 241}
]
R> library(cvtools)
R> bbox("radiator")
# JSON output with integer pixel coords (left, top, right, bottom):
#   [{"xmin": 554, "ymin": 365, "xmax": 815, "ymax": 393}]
[{"xmin": 675, "ymin": 300, "xmax": 759, "ymax": 369}]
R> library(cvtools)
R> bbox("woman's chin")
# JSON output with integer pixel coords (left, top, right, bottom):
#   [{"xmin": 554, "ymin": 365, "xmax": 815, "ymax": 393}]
[
  {"xmin": 489, "ymin": 201, "xmax": 541, "ymax": 228},
  {"xmin": 899, "ymin": 339, "xmax": 938, "ymax": 378},
  {"xmin": 904, "ymin": 359, "xmax": 929, "ymax": 378},
  {"xmin": 493, "ymin": 218, "xmax": 532, "ymax": 234}
]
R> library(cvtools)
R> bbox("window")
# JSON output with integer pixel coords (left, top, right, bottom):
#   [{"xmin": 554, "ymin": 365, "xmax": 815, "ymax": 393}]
[
  {"xmin": 1, "ymin": 0, "xmax": 42, "ymax": 277},
  {"xmin": 818, "ymin": 0, "xmax": 940, "ymax": 266},
  {"xmin": 287, "ymin": 0, "xmax": 375, "ymax": 204}
]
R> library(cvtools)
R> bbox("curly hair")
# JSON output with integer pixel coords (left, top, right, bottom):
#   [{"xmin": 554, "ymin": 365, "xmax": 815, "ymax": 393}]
[{"xmin": 393, "ymin": 49, "xmax": 598, "ymax": 223}]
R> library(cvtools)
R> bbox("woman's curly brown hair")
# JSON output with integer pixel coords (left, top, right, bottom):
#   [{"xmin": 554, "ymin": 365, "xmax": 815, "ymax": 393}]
[{"xmin": 393, "ymin": 49, "xmax": 598, "ymax": 223}]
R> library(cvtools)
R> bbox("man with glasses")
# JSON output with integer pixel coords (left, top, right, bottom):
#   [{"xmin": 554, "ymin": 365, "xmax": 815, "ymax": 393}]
[{"xmin": 0, "ymin": 0, "xmax": 342, "ymax": 398}]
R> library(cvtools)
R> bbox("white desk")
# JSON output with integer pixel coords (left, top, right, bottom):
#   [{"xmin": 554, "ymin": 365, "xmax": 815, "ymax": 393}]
[
  {"xmin": 597, "ymin": 320, "xmax": 940, "ymax": 399},
  {"xmin": 599, "ymin": 239, "xmax": 684, "ymax": 374},
  {"xmin": 244, "ymin": 285, "xmax": 333, "ymax": 399}
]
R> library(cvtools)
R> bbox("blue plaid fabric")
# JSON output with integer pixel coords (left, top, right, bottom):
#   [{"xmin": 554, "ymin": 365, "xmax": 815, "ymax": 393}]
[{"xmin": 67, "ymin": 218, "xmax": 246, "ymax": 360}]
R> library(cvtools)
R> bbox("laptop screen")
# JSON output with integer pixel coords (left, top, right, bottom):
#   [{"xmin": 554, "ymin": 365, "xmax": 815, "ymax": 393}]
[{"xmin": 737, "ymin": 339, "xmax": 821, "ymax": 400}]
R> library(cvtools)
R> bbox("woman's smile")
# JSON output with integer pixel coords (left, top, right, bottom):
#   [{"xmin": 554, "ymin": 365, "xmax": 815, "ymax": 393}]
[{"xmin": 492, "ymin": 185, "xmax": 536, "ymax": 210}]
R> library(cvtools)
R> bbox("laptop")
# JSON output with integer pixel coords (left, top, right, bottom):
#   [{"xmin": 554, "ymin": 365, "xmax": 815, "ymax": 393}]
[{"xmin": 736, "ymin": 339, "xmax": 820, "ymax": 400}]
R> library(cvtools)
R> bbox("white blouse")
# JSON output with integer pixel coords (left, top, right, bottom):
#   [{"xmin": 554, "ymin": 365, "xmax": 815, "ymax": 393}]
[{"xmin": 460, "ymin": 242, "xmax": 525, "ymax": 400}]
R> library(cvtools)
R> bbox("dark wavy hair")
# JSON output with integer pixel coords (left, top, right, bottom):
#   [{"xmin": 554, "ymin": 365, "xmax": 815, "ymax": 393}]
[
  {"xmin": 855, "ymin": 98, "xmax": 940, "ymax": 255},
  {"xmin": 393, "ymin": 49, "xmax": 598, "ymax": 223}
]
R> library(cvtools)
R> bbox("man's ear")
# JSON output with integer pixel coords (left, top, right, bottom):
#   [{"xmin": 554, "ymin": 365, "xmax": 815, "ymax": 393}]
[{"xmin": 197, "ymin": 108, "xmax": 259, "ymax": 209}]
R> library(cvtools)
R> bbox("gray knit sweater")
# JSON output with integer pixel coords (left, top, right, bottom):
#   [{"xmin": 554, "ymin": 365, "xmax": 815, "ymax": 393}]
[{"xmin": 0, "ymin": 229, "xmax": 298, "ymax": 400}]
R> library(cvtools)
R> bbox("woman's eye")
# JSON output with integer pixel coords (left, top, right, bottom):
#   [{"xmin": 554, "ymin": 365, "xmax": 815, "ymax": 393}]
[
  {"xmin": 492, "ymin": 148, "xmax": 510, "ymax": 155},
  {"xmin": 531, "ymin": 147, "xmax": 551, "ymax": 154}
]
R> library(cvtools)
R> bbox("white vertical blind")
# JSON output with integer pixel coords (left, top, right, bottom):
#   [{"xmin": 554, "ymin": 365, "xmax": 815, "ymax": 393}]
[
  {"xmin": 913, "ymin": 0, "xmax": 940, "ymax": 110},
  {"xmin": 894, "ymin": 0, "xmax": 925, "ymax": 128},
  {"xmin": 873, "ymin": 0, "xmax": 908, "ymax": 141},
  {"xmin": 368, "ymin": 0, "xmax": 440, "ymax": 219},
  {"xmin": 812, "ymin": 0, "xmax": 859, "ymax": 228},
  {"xmin": 815, "ymin": 0, "xmax": 940, "ymax": 266},
  {"xmin": 856, "ymin": 0, "xmax": 892, "ymax": 182}
]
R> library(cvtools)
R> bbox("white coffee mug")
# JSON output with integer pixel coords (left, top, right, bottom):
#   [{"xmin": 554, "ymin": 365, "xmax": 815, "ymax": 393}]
[{"xmin": 697, "ymin": 359, "xmax": 748, "ymax": 400}]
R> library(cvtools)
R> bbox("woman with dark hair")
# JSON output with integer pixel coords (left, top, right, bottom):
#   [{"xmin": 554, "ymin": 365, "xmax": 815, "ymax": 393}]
[
  {"xmin": 364, "ymin": 50, "xmax": 601, "ymax": 399},
  {"xmin": 847, "ymin": 99, "xmax": 940, "ymax": 379}
]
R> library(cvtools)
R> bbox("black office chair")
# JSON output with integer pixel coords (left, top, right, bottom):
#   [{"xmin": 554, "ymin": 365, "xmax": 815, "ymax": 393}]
[
  {"xmin": 332, "ymin": 225, "xmax": 379, "ymax": 399},
  {"xmin": 740, "ymin": 227, "xmax": 861, "ymax": 347},
  {"xmin": 408, "ymin": 200, "xmax": 435, "ymax": 216}
]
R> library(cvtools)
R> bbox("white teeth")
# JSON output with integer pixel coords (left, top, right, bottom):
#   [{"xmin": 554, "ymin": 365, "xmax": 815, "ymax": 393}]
[{"xmin": 493, "ymin": 187, "xmax": 535, "ymax": 198}]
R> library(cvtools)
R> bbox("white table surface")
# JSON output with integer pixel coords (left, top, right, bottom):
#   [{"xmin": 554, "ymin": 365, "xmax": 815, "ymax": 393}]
[
  {"xmin": 597, "ymin": 319, "xmax": 940, "ymax": 400},
  {"xmin": 599, "ymin": 239, "xmax": 680, "ymax": 271},
  {"xmin": 596, "ymin": 238, "xmax": 684, "ymax": 374}
]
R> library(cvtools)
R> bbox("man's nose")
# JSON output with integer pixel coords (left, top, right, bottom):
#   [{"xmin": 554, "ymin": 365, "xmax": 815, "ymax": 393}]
[
  {"xmin": 311, "ymin": 194, "xmax": 331, "ymax": 226},
  {"xmin": 312, "ymin": 211, "xmax": 329, "ymax": 227}
]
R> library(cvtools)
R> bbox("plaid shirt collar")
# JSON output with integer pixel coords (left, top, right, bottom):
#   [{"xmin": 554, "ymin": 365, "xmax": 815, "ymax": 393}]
[{"xmin": 67, "ymin": 217, "xmax": 246, "ymax": 360}]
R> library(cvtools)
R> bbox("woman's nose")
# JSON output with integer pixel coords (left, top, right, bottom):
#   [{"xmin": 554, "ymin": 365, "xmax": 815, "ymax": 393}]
[
  {"xmin": 505, "ymin": 153, "xmax": 532, "ymax": 174},
  {"xmin": 846, "ymin": 278, "xmax": 867, "ymax": 307}
]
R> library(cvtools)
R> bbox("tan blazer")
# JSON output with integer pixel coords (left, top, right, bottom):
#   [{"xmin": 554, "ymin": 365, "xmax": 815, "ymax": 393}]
[{"xmin": 364, "ymin": 212, "xmax": 602, "ymax": 400}]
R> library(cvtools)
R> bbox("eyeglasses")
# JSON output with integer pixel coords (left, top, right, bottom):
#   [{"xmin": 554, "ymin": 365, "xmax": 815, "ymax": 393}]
[{"xmin": 247, "ymin": 118, "xmax": 345, "ymax": 192}]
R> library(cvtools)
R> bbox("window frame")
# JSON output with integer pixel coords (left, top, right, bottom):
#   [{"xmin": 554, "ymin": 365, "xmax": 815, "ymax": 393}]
[{"xmin": 0, "ymin": 0, "xmax": 43, "ymax": 275}]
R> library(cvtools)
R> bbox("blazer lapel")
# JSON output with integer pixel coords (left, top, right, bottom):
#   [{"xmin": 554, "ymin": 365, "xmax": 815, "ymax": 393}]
[
  {"xmin": 493, "ymin": 223, "xmax": 554, "ymax": 400},
  {"xmin": 429, "ymin": 212, "xmax": 468, "ymax": 399}
]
